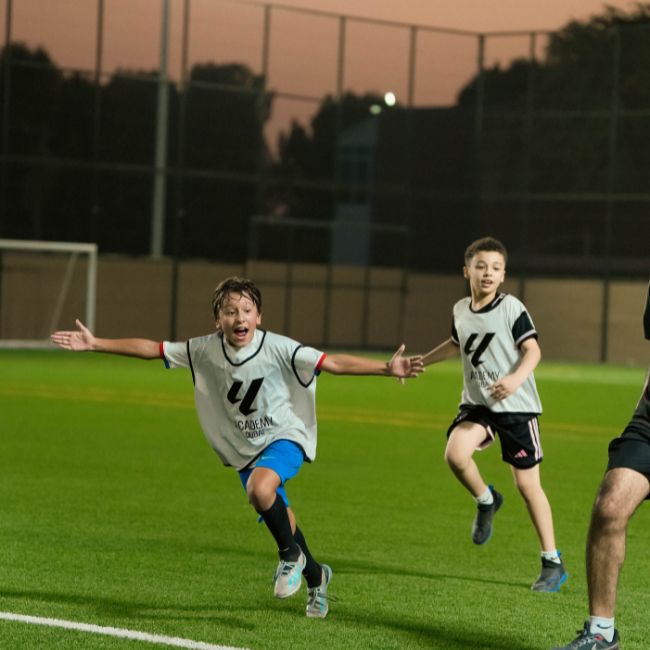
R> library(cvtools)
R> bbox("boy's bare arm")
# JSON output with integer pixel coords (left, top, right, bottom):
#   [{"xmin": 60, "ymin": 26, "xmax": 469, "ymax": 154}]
[
  {"xmin": 489, "ymin": 337, "xmax": 541, "ymax": 401},
  {"xmin": 51, "ymin": 319, "xmax": 160, "ymax": 359},
  {"xmin": 421, "ymin": 338, "xmax": 460, "ymax": 366},
  {"xmin": 321, "ymin": 344, "xmax": 423, "ymax": 378}
]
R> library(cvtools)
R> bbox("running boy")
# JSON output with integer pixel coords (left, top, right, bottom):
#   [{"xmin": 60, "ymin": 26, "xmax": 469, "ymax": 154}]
[
  {"xmin": 417, "ymin": 236, "xmax": 567, "ymax": 592},
  {"xmin": 51, "ymin": 276, "xmax": 423, "ymax": 618}
]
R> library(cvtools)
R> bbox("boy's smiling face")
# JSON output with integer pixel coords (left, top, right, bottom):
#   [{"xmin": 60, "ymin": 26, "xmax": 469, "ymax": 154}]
[
  {"xmin": 216, "ymin": 291, "xmax": 261, "ymax": 347},
  {"xmin": 463, "ymin": 250, "xmax": 506, "ymax": 302}
]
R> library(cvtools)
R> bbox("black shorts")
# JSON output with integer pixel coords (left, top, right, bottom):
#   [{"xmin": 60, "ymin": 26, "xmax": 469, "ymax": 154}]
[
  {"xmin": 607, "ymin": 410, "xmax": 650, "ymax": 484},
  {"xmin": 447, "ymin": 404, "xmax": 543, "ymax": 469}
]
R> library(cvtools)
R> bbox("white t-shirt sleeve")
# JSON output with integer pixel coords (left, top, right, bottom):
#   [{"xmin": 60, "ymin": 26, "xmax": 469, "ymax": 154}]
[
  {"xmin": 292, "ymin": 345, "xmax": 326, "ymax": 387},
  {"xmin": 161, "ymin": 340, "xmax": 191, "ymax": 369}
]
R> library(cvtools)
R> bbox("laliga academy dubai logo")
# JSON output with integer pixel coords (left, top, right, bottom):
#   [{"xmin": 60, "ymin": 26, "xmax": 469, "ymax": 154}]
[
  {"xmin": 227, "ymin": 378, "xmax": 264, "ymax": 415},
  {"xmin": 464, "ymin": 333, "xmax": 495, "ymax": 367}
]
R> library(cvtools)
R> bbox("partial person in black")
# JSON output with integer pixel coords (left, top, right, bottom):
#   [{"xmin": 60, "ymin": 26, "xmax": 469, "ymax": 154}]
[{"xmin": 552, "ymin": 280, "xmax": 650, "ymax": 650}]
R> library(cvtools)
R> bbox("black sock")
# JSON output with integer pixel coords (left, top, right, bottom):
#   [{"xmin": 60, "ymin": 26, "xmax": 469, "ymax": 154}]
[
  {"xmin": 258, "ymin": 494, "xmax": 300, "ymax": 560},
  {"xmin": 294, "ymin": 526, "xmax": 323, "ymax": 588}
]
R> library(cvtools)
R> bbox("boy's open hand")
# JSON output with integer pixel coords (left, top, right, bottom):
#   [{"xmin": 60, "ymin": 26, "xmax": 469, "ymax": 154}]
[
  {"xmin": 488, "ymin": 374, "xmax": 521, "ymax": 401},
  {"xmin": 50, "ymin": 319, "xmax": 95, "ymax": 352},
  {"xmin": 388, "ymin": 344, "xmax": 424, "ymax": 381}
]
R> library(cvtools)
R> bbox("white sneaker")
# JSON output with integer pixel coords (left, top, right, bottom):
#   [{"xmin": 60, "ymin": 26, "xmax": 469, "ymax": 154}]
[
  {"xmin": 273, "ymin": 551, "xmax": 306, "ymax": 599},
  {"xmin": 306, "ymin": 564, "xmax": 333, "ymax": 618}
]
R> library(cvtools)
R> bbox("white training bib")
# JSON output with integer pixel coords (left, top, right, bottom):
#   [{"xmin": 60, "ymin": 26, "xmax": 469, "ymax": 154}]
[
  {"xmin": 162, "ymin": 329, "xmax": 325, "ymax": 469},
  {"xmin": 451, "ymin": 293, "xmax": 542, "ymax": 414}
]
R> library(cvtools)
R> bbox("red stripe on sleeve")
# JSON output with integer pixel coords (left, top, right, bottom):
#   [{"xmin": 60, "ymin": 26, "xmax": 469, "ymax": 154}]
[
  {"xmin": 158, "ymin": 341, "xmax": 165, "ymax": 358},
  {"xmin": 315, "ymin": 353, "xmax": 327, "ymax": 372}
]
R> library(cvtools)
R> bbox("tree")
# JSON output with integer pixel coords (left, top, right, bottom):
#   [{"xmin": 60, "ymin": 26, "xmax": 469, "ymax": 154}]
[
  {"xmin": 177, "ymin": 62, "xmax": 270, "ymax": 261},
  {"xmin": 0, "ymin": 45, "xmax": 271, "ymax": 258},
  {"xmin": 0, "ymin": 43, "xmax": 63, "ymax": 238},
  {"xmin": 454, "ymin": 4, "xmax": 650, "ymax": 262},
  {"xmin": 273, "ymin": 92, "xmax": 384, "ymax": 224},
  {"xmin": 543, "ymin": 5, "xmax": 650, "ymax": 110}
]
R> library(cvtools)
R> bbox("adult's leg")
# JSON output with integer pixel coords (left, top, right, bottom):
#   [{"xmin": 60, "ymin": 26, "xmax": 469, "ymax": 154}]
[
  {"xmin": 511, "ymin": 464, "xmax": 556, "ymax": 551},
  {"xmin": 444, "ymin": 422, "xmax": 491, "ymax": 497},
  {"xmin": 587, "ymin": 467, "xmax": 650, "ymax": 617}
]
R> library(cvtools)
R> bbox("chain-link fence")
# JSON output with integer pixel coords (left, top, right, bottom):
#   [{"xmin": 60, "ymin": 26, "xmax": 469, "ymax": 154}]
[{"xmin": 0, "ymin": 0, "xmax": 648, "ymax": 278}]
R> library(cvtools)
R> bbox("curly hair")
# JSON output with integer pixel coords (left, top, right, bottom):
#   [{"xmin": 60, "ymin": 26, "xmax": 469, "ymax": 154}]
[
  {"xmin": 211, "ymin": 277, "xmax": 262, "ymax": 318},
  {"xmin": 464, "ymin": 236, "xmax": 508, "ymax": 265}
]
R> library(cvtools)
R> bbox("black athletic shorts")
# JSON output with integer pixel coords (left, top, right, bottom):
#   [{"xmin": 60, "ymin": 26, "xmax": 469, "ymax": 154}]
[
  {"xmin": 607, "ymin": 402, "xmax": 650, "ymax": 492},
  {"xmin": 447, "ymin": 404, "xmax": 543, "ymax": 469}
]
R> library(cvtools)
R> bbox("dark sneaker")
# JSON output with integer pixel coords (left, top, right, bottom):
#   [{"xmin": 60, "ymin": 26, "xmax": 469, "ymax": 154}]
[
  {"xmin": 471, "ymin": 486, "xmax": 503, "ymax": 545},
  {"xmin": 532, "ymin": 554, "xmax": 568, "ymax": 592},
  {"xmin": 552, "ymin": 621, "xmax": 620, "ymax": 649}
]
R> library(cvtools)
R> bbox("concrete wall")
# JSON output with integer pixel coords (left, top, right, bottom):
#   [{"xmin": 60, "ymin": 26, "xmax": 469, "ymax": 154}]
[
  {"xmin": 523, "ymin": 278, "xmax": 604, "ymax": 363},
  {"xmin": 1, "ymin": 252, "xmax": 647, "ymax": 365},
  {"xmin": 607, "ymin": 281, "xmax": 649, "ymax": 365}
]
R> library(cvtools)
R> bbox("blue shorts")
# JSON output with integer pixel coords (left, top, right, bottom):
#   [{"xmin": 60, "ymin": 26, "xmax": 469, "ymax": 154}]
[{"xmin": 238, "ymin": 439, "xmax": 305, "ymax": 507}]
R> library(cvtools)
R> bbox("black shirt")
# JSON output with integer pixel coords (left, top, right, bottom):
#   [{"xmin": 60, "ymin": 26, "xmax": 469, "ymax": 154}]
[{"xmin": 644, "ymin": 281, "xmax": 650, "ymax": 341}]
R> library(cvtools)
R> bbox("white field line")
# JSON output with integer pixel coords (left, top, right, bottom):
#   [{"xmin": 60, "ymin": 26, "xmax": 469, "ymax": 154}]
[{"xmin": 0, "ymin": 611, "xmax": 250, "ymax": 650}]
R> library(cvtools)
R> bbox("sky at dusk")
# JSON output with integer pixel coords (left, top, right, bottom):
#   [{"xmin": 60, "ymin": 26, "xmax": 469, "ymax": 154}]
[
  {"xmin": 274, "ymin": 0, "xmax": 639, "ymax": 32},
  {"xmin": 1, "ymin": 0, "xmax": 640, "ymax": 142}
]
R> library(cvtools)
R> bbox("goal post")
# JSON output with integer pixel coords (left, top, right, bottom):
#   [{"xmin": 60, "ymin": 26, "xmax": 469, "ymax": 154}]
[{"xmin": 0, "ymin": 239, "xmax": 98, "ymax": 348}]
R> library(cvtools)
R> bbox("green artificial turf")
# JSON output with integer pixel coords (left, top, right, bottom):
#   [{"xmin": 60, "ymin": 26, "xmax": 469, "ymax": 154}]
[{"xmin": 0, "ymin": 350, "xmax": 647, "ymax": 649}]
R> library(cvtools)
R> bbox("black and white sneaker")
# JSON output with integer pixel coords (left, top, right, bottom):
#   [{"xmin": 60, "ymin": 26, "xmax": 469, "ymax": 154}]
[
  {"xmin": 531, "ymin": 554, "xmax": 568, "ymax": 592},
  {"xmin": 471, "ymin": 486, "xmax": 503, "ymax": 545}
]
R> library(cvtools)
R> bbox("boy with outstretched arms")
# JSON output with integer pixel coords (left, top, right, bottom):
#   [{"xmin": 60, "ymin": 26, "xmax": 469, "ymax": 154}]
[
  {"xmin": 418, "ymin": 236, "xmax": 567, "ymax": 591},
  {"xmin": 51, "ymin": 276, "xmax": 423, "ymax": 618}
]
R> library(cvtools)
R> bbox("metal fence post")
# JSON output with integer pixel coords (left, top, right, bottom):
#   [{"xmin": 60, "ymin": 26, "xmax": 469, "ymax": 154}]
[
  {"xmin": 600, "ymin": 26, "xmax": 621, "ymax": 363},
  {"xmin": 170, "ymin": 0, "xmax": 191, "ymax": 341},
  {"xmin": 150, "ymin": 0, "xmax": 171, "ymax": 259},
  {"xmin": 0, "ymin": 0, "xmax": 13, "ymax": 237},
  {"xmin": 90, "ymin": 0, "xmax": 104, "ymax": 244}
]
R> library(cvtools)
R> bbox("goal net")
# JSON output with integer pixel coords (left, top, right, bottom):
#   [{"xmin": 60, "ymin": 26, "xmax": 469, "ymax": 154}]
[{"xmin": 0, "ymin": 239, "xmax": 97, "ymax": 348}]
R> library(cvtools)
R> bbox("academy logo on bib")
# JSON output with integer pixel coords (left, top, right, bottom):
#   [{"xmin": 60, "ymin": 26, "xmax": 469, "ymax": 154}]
[
  {"xmin": 227, "ymin": 378, "xmax": 264, "ymax": 415},
  {"xmin": 464, "ymin": 333, "xmax": 495, "ymax": 367}
]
